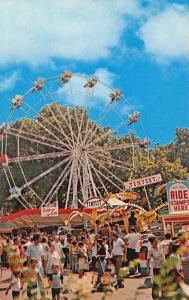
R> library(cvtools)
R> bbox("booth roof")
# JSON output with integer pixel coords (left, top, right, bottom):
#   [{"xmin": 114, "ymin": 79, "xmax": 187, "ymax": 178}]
[
  {"xmin": 1, "ymin": 208, "xmax": 93, "ymax": 228},
  {"xmin": 0, "ymin": 222, "xmax": 16, "ymax": 233},
  {"xmin": 161, "ymin": 214, "xmax": 189, "ymax": 223}
]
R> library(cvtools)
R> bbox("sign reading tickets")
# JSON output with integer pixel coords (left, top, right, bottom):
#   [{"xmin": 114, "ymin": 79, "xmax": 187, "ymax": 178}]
[
  {"xmin": 167, "ymin": 180, "xmax": 189, "ymax": 215},
  {"xmin": 41, "ymin": 206, "xmax": 58, "ymax": 217},
  {"xmin": 124, "ymin": 174, "xmax": 162, "ymax": 190}
]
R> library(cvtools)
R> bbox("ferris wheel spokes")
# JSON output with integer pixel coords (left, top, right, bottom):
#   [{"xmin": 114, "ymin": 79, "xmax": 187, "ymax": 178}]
[
  {"xmin": 74, "ymin": 108, "xmax": 86, "ymax": 147},
  {"xmin": 10, "ymin": 127, "xmax": 64, "ymax": 149},
  {"xmin": 42, "ymin": 88, "xmax": 75, "ymax": 148},
  {"xmin": 86, "ymin": 128, "xmax": 112, "ymax": 149},
  {"xmin": 89, "ymin": 155, "xmax": 123, "ymax": 185},
  {"xmin": 66, "ymin": 107, "xmax": 78, "ymax": 148},
  {"xmin": 65, "ymin": 158, "xmax": 77, "ymax": 208},
  {"xmin": 84, "ymin": 152, "xmax": 97, "ymax": 198},
  {"xmin": 90, "ymin": 152, "xmax": 131, "ymax": 170},
  {"xmin": 89, "ymin": 155, "xmax": 123, "ymax": 192},
  {"xmin": 88, "ymin": 159, "xmax": 109, "ymax": 196},
  {"xmin": 7, "ymin": 129, "xmax": 65, "ymax": 152},
  {"xmin": 7, "ymin": 158, "xmax": 70, "ymax": 201},
  {"xmin": 53, "ymin": 103, "xmax": 75, "ymax": 147},
  {"xmin": 22, "ymin": 101, "xmax": 71, "ymax": 149},
  {"xmin": 7, "ymin": 150, "xmax": 70, "ymax": 164},
  {"xmin": 42, "ymin": 158, "xmax": 72, "ymax": 207}
]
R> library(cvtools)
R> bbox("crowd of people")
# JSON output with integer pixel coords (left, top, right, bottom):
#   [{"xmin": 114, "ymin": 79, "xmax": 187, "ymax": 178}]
[{"xmin": 0, "ymin": 217, "xmax": 189, "ymax": 300}]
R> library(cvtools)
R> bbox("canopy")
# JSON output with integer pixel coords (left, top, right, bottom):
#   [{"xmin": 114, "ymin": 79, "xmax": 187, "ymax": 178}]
[
  {"xmin": 0, "ymin": 222, "xmax": 15, "ymax": 233},
  {"xmin": 1, "ymin": 208, "xmax": 94, "ymax": 228},
  {"xmin": 106, "ymin": 196, "xmax": 127, "ymax": 207}
]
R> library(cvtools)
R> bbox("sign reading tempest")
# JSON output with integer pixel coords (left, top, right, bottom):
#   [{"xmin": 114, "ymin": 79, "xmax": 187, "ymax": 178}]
[
  {"xmin": 124, "ymin": 174, "xmax": 162, "ymax": 190},
  {"xmin": 167, "ymin": 181, "xmax": 189, "ymax": 215},
  {"xmin": 85, "ymin": 197, "xmax": 103, "ymax": 208}
]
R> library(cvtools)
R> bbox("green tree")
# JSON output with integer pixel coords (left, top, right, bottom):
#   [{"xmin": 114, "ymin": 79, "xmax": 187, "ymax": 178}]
[
  {"xmin": 132, "ymin": 147, "xmax": 188, "ymax": 209},
  {"xmin": 161, "ymin": 128, "xmax": 189, "ymax": 171}
]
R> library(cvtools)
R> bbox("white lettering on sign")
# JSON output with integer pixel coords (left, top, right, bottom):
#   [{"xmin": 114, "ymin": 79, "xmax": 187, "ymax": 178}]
[
  {"xmin": 124, "ymin": 174, "xmax": 162, "ymax": 189},
  {"xmin": 41, "ymin": 206, "xmax": 58, "ymax": 217},
  {"xmin": 167, "ymin": 182, "xmax": 189, "ymax": 215}
]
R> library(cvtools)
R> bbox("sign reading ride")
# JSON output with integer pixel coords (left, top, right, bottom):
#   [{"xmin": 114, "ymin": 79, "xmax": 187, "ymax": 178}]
[
  {"xmin": 124, "ymin": 174, "xmax": 162, "ymax": 190},
  {"xmin": 167, "ymin": 181, "xmax": 189, "ymax": 215},
  {"xmin": 41, "ymin": 206, "xmax": 59, "ymax": 217}
]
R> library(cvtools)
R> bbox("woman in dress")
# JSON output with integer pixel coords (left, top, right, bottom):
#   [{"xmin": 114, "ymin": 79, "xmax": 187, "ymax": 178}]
[
  {"xmin": 46, "ymin": 243, "xmax": 62, "ymax": 279},
  {"xmin": 147, "ymin": 237, "xmax": 165, "ymax": 300}
]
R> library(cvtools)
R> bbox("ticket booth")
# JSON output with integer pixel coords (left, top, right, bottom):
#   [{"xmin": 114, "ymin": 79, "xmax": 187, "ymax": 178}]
[
  {"xmin": 161, "ymin": 214, "xmax": 189, "ymax": 237},
  {"xmin": 163, "ymin": 180, "xmax": 189, "ymax": 236}
]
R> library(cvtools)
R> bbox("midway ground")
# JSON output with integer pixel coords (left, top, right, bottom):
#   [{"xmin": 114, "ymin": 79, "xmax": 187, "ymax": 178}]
[{"xmin": 0, "ymin": 268, "xmax": 152, "ymax": 300}]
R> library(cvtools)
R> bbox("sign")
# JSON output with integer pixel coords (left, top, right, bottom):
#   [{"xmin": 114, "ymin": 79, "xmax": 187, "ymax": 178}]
[
  {"xmin": 182, "ymin": 225, "xmax": 189, "ymax": 232},
  {"xmin": 41, "ymin": 206, "xmax": 58, "ymax": 217},
  {"xmin": 167, "ymin": 180, "xmax": 189, "ymax": 215},
  {"xmin": 85, "ymin": 197, "xmax": 103, "ymax": 208},
  {"xmin": 124, "ymin": 174, "xmax": 162, "ymax": 189}
]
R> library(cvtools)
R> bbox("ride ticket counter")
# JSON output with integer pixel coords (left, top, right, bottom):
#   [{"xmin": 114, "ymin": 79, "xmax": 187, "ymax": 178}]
[
  {"xmin": 161, "ymin": 214, "xmax": 189, "ymax": 237},
  {"xmin": 162, "ymin": 180, "xmax": 189, "ymax": 236}
]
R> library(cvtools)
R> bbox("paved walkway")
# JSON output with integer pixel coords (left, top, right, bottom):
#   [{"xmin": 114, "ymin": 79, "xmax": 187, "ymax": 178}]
[{"xmin": 0, "ymin": 268, "xmax": 152, "ymax": 300}]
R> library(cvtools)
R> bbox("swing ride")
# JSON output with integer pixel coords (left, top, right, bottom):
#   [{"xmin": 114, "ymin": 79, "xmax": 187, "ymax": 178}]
[{"xmin": 0, "ymin": 71, "xmax": 150, "ymax": 211}]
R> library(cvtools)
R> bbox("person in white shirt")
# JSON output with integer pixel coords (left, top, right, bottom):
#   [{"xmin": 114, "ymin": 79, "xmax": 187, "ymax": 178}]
[
  {"xmin": 48, "ymin": 264, "xmax": 63, "ymax": 300},
  {"xmin": 102, "ymin": 236, "xmax": 110, "ymax": 258},
  {"xmin": 147, "ymin": 237, "xmax": 165, "ymax": 299},
  {"xmin": 160, "ymin": 233, "xmax": 172, "ymax": 258},
  {"xmin": 89, "ymin": 229, "xmax": 96, "ymax": 244},
  {"xmin": 5, "ymin": 270, "xmax": 21, "ymax": 299},
  {"xmin": 112, "ymin": 232, "xmax": 126, "ymax": 288},
  {"xmin": 26, "ymin": 233, "xmax": 46, "ymax": 277},
  {"xmin": 125, "ymin": 227, "xmax": 141, "ymax": 263},
  {"xmin": 52, "ymin": 235, "xmax": 62, "ymax": 257},
  {"xmin": 46, "ymin": 243, "xmax": 62, "ymax": 279},
  {"xmin": 41, "ymin": 237, "xmax": 49, "ymax": 255}
]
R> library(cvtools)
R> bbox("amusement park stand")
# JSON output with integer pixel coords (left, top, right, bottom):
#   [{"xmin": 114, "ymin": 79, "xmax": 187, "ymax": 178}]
[{"xmin": 161, "ymin": 214, "xmax": 189, "ymax": 237}]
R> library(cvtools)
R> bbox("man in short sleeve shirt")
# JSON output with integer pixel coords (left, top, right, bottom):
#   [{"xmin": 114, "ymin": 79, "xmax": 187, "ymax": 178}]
[
  {"xmin": 112, "ymin": 232, "xmax": 126, "ymax": 287},
  {"xmin": 26, "ymin": 233, "xmax": 46, "ymax": 277}
]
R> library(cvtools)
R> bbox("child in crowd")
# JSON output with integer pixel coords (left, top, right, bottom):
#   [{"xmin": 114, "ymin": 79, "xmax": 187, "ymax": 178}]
[
  {"xmin": 48, "ymin": 264, "xmax": 63, "ymax": 300},
  {"xmin": 70, "ymin": 240, "xmax": 78, "ymax": 273},
  {"xmin": 5, "ymin": 270, "xmax": 21, "ymax": 300},
  {"xmin": 24, "ymin": 258, "xmax": 45, "ymax": 299},
  {"xmin": 106, "ymin": 258, "xmax": 116, "ymax": 276},
  {"xmin": 104, "ymin": 258, "xmax": 117, "ymax": 287},
  {"xmin": 77, "ymin": 241, "xmax": 88, "ymax": 278}
]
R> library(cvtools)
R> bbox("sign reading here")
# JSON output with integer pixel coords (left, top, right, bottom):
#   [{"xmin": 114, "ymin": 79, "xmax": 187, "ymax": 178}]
[{"xmin": 167, "ymin": 181, "xmax": 189, "ymax": 215}]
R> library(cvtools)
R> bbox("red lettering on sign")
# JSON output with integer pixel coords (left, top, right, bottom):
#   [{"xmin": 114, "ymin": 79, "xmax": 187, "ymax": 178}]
[
  {"xmin": 184, "ymin": 190, "xmax": 189, "ymax": 199},
  {"xmin": 170, "ymin": 190, "xmax": 189, "ymax": 200}
]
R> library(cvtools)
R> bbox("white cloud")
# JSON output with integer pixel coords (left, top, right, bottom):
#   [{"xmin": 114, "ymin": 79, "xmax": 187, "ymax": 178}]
[
  {"xmin": 57, "ymin": 68, "xmax": 115, "ymax": 107},
  {"xmin": 0, "ymin": 71, "xmax": 20, "ymax": 92},
  {"xmin": 0, "ymin": 0, "xmax": 141, "ymax": 66},
  {"xmin": 139, "ymin": 4, "xmax": 189, "ymax": 62}
]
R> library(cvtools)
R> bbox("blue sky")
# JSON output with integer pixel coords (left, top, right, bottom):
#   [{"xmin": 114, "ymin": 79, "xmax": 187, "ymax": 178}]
[{"xmin": 0, "ymin": 0, "xmax": 189, "ymax": 147}]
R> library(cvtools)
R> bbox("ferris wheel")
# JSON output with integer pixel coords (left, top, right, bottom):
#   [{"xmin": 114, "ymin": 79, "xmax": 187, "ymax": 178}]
[{"xmin": 0, "ymin": 71, "xmax": 149, "ymax": 209}]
